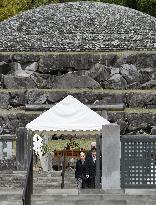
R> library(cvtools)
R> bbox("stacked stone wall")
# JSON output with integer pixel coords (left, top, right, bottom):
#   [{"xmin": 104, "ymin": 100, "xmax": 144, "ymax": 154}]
[
  {"xmin": 0, "ymin": 51, "xmax": 155, "ymax": 136},
  {"xmin": 0, "ymin": 52, "xmax": 156, "ymax": 90}
]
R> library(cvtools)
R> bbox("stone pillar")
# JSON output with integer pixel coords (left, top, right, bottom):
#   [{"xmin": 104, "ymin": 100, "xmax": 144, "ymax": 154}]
[
  {"xmin": 95, "ymin": 135, "xmax": 101, "ymax": 188},
  {"xmin": 41, "ymin": 137, "xmax": 52, "ymax": 171},
  {"xmin": 102, "ymin": 124, "xmax": 121, "ymax": 190},
  {"xmin": 16, "ymin": 127, "xmax": 28, "ymax": 170},
  {"xmin": 6, "ymin": 141, "xmax": 12, "ymax": 159},
  {"xmin": 27, "ymin": 129, "xmax": 33, "ymax": 159},
  {"xmin": 101, "ymin": 110, "xmax": 108, "ymax": 120}
]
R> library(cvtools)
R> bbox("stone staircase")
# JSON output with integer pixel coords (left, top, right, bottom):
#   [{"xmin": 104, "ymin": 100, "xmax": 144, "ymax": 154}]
[
  {"xmin": 0, "ymin": 170, "xmax": 26, "ymax": 205},
  {"xmin": 33, "ymin": 170, "xmax": 77, "ymax": 190},
  {"xmin": 31, "ymin": 187, "xmax": 156, "ymax": 205},
  {"xmin": 1, "ymin": 169, "xmax": 156, "ymax": 205},
  {"xmin": 32, "ymin": 171, "xmax": 156, "ymax": 205}
]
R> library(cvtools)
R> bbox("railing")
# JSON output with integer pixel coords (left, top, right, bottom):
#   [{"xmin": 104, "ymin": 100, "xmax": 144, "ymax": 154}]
[
  {"xmin": 121, "ymin": 135, "xmax": 156, "ymax": 188},
  {"xmin": 61, "ymin": 148, "xmax": 65, "ymax": 189},
  {"xmin": 22, "ymin": 151, "xmax": 33, "ymax": 205}
]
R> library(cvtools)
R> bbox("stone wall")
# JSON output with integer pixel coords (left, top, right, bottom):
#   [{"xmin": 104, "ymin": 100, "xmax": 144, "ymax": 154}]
[
  {"xmin": 0, "ymin": 52, "xmax": 156, "ymax": 90},
  {"xmin": 0, "ymin": 108, "xmax": 155, "ymax": 136},
  {"xmin": 0, "ymin": 89, "xmax": 156, "ymax": 109},
  {"xmin": 0, "ymin": 51, "xmax": 155, "ymax": 136},
  {"xmin": 0, "ymin": 89, "xmax": 155, "ymax": 135}
]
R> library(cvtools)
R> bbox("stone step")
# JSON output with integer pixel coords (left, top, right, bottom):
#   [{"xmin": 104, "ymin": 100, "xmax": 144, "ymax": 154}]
[
  {"xmin": 33, "ymin": 171, "xmax": 75, "ymax": 178},
  {"xmin": 30, "ymin": 199, "xmax": 156, "ymax": 205},
  {"xmin": 0, "ymin": 172, "xmax": 26, "ymax": 188},
  {"xmin": 0, "ymin": 201, "xmax": 22, "ymax": 205},
  {"xmin": 0, "ymin": 189, "xmax": 23, "ymax": 205},
  {"xmin": 0, "ymin": 174, "xmax": 26, "ymax": 177},
  {"xmin": 0, "ymin": 181, "xmax": 25, "ymax": 187},
  {"xmin": 0, "ymin": 171, "xmax": 27, "ymax": 175},
  {"xmin": 0, "ymin": 184, "xmax": 24, "ymax": 189},
  {"xmin": 31, "ymin": 199, "xmax": 127, "ymax": 205},
  {"xmin": 0, "ymin": 193, "xmax": 22, "ymax": 201},
  {"xmin": 31, "ymin": 190, "xmax": 127, "ymax": 197},
  {"xmin": 0, "ymin": 188, "xmax": 23, "ymax": 193},
  {"xmin": 0, "ymin": 175, "xmax": 26, "ymax": 180},
  {"xmin": 33, "ymin": 171, "xmax": 62, "ymax": 177},
  {"xmin": 33, "ymin": 182, "xmax": 77, "ymax": 189},
  {"xmin": 31, "ymin": 192, "xmax": 156, "ymax": 201},
  {"xmin": 31, "ymin": 191, "xmax": 156, "ymax": 205},
  {"xmin": 31, "ymin": 188, "xmax": 156, "ymax": 205},
  {"xmin": 33, "ymin": 176, "xmax": 75, "ymax": 183},
  {"xmin": 33, "ymin": 188, "xmax": 78, "ymax": 195},
  {"xmin": 32, "ymin": 188, "xmax": 156, "ymax": 198}
]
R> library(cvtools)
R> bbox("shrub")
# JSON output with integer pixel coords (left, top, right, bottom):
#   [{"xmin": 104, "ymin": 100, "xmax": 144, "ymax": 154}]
[
  {"xmin": 124, "ymin": 0, "xmax": 138, "ymax": 9},
  {"xmin": 100, "ymin": 0, "xmax": 127, "ymax": 6},
  {"xmin": 0, "ymin": 0, "xmax": 155, "ymax": 22},
  {"xmin": 0, "ymin": 0, "xmax": 31, "ymax": 21},
  {"xmin": 31, "ymin": 0, "xmax": 59, "ymax": 8},
  {"xmin": 137, "ymin": 0, "xmax": 156, "ymax": 17}
]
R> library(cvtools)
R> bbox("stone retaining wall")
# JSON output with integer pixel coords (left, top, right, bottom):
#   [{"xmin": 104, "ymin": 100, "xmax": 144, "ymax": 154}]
[
  {"xmin": 0, "ymin": 52, "xmax": 156, "ymax": 90},
  {"xmin": 0, "ymin": 51, "xmax": 155, "ymax": 136},
  {"xmin": 0, "ymin": 110, "xmax": 155, "ymax": 135},
  {"xmin": 0, "ymin": 89, "xmax": 155, "ymax": 109}
]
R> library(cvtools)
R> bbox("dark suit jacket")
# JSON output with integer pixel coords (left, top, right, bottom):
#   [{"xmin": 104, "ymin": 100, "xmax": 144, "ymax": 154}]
[
  {"xmin": 86, "ymin": 156, "xmax": 96, "ymax": 178},
  {"xmin": 75, "ymin": 159, "xmax": 88, "ymax": 179}
]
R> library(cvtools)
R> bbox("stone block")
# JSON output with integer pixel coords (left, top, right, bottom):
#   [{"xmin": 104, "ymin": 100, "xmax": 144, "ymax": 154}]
[
  {"xmin": 9, "ymin": 90, "xmax": 26, "ymax": 106},
  {"xmin": 102, "ymin": 124, "xmax": 120, "ymax": 190},
  {"xmin": 26, "ymin": 90, "xmax": 47, "ymax": 104},
  {"xmin": 77, "ymin": 200, "xmax": 126, "ymax": 205},
  {"xmin": 0, "ymin": 93, "xmax": 9, "ymax": 108},
  {"xmin": 3, "ymin": 75, "xmax": 37, "ymax": 89},
  {"xmin": 51, "ymin": 73, "xmax": 101, "ymax": 89}
]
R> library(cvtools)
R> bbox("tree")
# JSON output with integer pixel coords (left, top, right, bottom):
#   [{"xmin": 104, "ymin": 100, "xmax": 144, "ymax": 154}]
[
  {"xmin": 31, "ymin": 0, "xmax": 59, "ymax": 8},
  {"xmin": 125, "ymin": 0, "xmax": 138, "ymax": 10},
  {"xmin": 137, "ymin": 0, "xmax": 156, "ymax": 17},
  {"xmin": 0, "ymin": 0, "xmax": 155, "ymax": 22},
  {"xmin": 100, "ymin": 0, "xmax": 127, "ymax": 6},
  {"xmin": 0, "ymin": 0, "xmax": 31, "ymax": 21}
]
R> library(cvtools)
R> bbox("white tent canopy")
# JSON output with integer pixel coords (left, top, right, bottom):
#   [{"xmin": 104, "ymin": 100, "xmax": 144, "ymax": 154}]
[{"xmin": 26, "ymin": 95, "xmax": 110, "ymax": 134}]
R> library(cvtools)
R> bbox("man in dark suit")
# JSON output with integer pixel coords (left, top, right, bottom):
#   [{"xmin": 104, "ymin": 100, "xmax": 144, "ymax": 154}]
[
  {"xmin": 86, "ymin": 142, "xmax": 96, "ymax": 159},
  {"xmin": 86, "ymin": 147, "xmax": 96, "ymax": 188},
  {"xmin": 75, "ymin": 152, "xmax": 89, "ymax": 189}
]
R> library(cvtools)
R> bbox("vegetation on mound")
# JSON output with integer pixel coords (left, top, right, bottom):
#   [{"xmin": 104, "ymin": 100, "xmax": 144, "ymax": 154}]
[
  {"xmin": 0, "ymin": 0, "xmax": 31, "ymax": 21},
  {"xmin": 0, "ymin": 0, "xmax": 155, "ymax": 22}
]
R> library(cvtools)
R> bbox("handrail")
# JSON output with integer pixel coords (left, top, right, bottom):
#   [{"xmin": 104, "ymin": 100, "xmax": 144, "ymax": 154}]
[
  {"xmin": 22, "ymin": 150, "xmax": 33, "ymax": 205},
  {"xmin": 61, "ymin": 148, "xmax": 65, "ymax": 189}
]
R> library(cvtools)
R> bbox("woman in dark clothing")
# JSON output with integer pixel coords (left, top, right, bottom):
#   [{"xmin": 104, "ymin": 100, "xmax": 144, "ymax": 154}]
[{"xmin": 75, "ymin": 152, "xmax": 89, "ymax": 189}]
